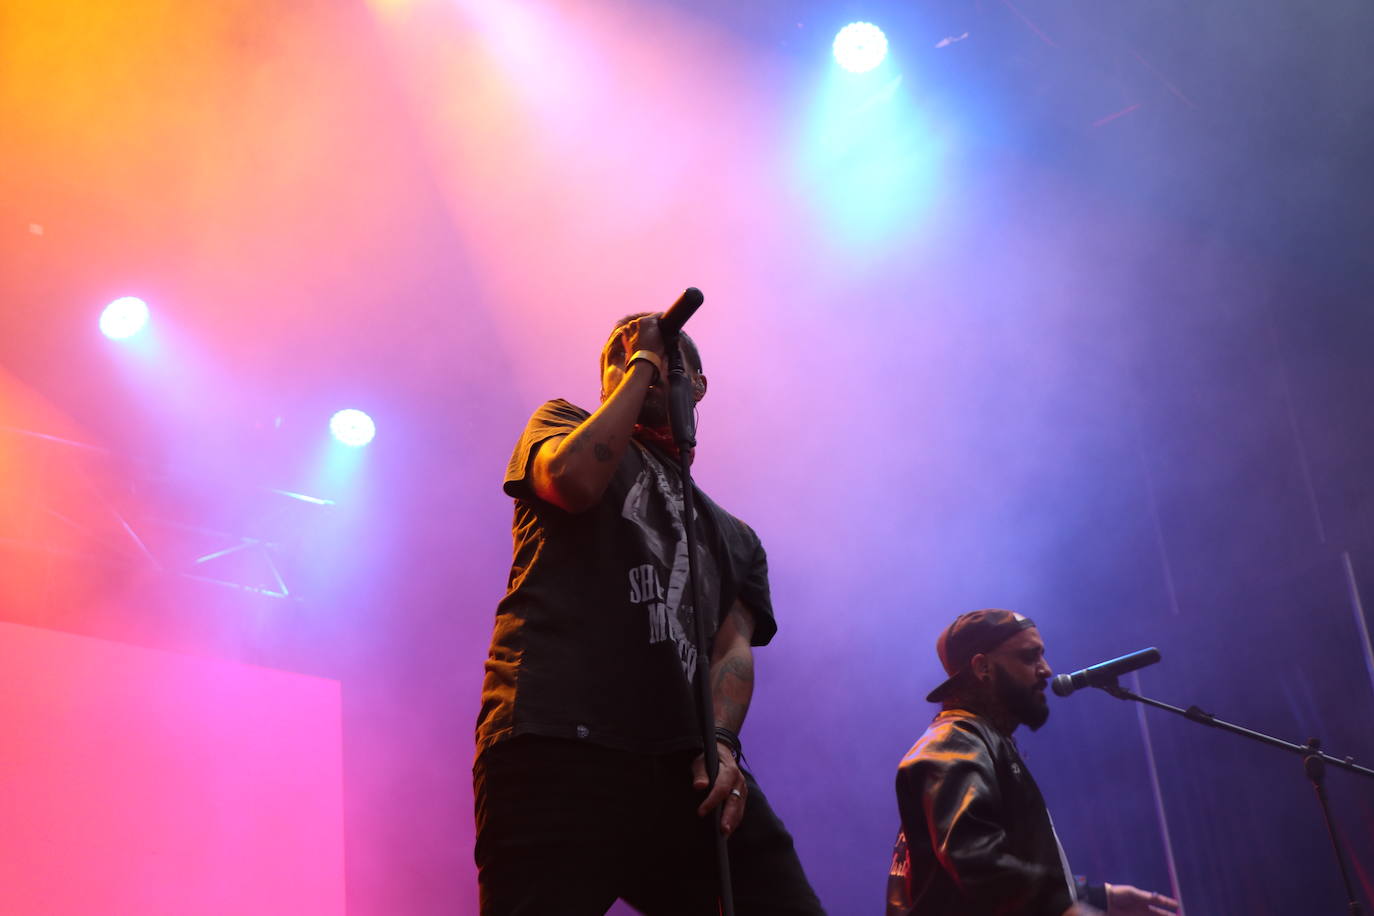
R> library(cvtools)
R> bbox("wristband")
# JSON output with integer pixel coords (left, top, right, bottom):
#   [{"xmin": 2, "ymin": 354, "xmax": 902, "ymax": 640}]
[
  {"xmin": 715, "ymin": 726, "xmax": 743, "ymax": 764},
  {"xmin": 627, "ymin": 349, "xmax": 664, "ymax": 382}
]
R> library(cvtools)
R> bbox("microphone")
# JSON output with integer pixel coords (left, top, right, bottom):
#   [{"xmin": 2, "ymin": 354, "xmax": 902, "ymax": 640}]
[
  {"xmin": 659, "ymin": 287, "xmax": 703, "ymax": 338},
  {"xmin": 1051, "ymin": 647, "xmax": 1161, "ymax": 697}
]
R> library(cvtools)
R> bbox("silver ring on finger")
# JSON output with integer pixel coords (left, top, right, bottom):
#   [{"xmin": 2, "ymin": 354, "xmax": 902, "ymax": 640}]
[{"xmin": 729, "ymin": 788, "xmax": 743, "ymax": 799}]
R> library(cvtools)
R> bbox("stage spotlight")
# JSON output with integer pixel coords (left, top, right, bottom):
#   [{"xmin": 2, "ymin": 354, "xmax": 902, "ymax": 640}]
[
  {"xmin": 329, "ymin": 409, "xmax": 376, "ymax": 447},
  {"xmin": 833, "ymin": 22, "xmax": 888, "ymax": 74},
  {"xmin": 99, "ymin": 297, "xmax": 150, "ymax": 340}
]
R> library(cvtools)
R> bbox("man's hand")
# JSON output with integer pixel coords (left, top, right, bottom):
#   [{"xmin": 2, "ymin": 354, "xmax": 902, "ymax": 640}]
[
  {"xmin": 1105, "ymin": 884, "xmax": 1180, "ymax": 916},
  {"xmin": 532, "ymin": 316, "xmax": 668, "ymax": 513},
  {"xmin": 1061, "ymin": 884, "xmax": 1178, "ymax": 916},
  {"xmin": 618, "ymin": 315, "xmax": 666, "ymax": 365},
  {"xmin": 691, "ymin": 740, "xmax": 747, "ymax": 835}
]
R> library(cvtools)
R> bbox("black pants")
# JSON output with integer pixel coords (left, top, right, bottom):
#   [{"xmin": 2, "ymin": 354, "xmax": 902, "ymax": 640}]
[{"xmin": 474, "ymin": 735, "xmax": 825, "ymax": 915}]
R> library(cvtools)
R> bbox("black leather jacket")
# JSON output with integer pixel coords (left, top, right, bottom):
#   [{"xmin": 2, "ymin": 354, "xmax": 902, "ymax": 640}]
[{"xmin": 887, "ymin": 709, "xmax": 1103, "ymax": 915}]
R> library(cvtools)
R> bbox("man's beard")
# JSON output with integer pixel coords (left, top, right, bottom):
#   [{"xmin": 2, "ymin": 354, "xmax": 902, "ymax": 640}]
[{"xmin": 995, "ymin": 666, "xmax": 1050, "ymax": 731}]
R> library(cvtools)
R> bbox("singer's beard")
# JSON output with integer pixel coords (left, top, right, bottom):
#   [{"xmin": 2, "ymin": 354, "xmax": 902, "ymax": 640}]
[{"xmin": 995, "ymin": 667, "xmax": 1050, "ymax": 732}]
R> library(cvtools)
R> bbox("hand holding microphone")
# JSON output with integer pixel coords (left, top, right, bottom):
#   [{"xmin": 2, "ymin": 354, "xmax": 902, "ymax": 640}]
[
  {"xmin": 659, "ymin": 286, "xmax": 703, "ymax": 339},
  {"xmin": 620, "ymin": 287, "xmax": 703, "ymax": 383}
]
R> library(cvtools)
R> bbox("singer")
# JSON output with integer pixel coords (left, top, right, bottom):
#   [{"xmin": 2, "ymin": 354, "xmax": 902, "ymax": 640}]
[
  {"xmin": 887, "ymin": 610, "xmax": 1179, "ymax": 916},
  {"xmin": 473, "ymin": 313, "xmax": 824, "ymax": 914}
]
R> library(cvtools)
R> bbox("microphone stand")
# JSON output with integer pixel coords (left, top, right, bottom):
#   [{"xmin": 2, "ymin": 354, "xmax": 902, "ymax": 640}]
[
  {"xmin": 1098, "ymin": 680, "xmax": 1372, "ymax": 915},
  {"xmin": 664, "ymin": 329, "xmax": 734, "ymax": 916}
]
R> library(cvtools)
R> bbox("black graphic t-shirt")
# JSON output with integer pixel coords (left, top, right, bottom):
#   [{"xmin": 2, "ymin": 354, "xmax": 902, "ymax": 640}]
[{"xmin": 475, "ymin": 399, "xmax": 777, "ymax": 757}]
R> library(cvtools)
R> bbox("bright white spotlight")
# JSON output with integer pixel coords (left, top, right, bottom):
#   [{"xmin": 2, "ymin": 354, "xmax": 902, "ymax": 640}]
[
  {"xmin": 833, "ymin": 22, "xmax": 888, "ymax": 74},
  {"xmin": 99, "ymin": 296, "xmax": 150, "ymax": 339},
  {"xmin": 330, "ymin": 409, "xmax": 376, "ymax": 447}
]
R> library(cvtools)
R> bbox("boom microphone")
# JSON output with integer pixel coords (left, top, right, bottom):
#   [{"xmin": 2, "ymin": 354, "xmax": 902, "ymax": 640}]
[
  {"xmin": 1052, "ymin": 647, "xmax": 1162, "ymax": 697},
  {"xmin": 659, "ymin": 287, "xmax": 704, "ymax": 338}
]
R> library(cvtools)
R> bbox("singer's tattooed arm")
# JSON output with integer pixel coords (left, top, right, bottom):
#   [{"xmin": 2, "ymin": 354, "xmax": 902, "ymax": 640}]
[
  {"xmin": 711, "ymin": 600, "xmax": 756, "ymax": 733},
  {"xmin": 530, "ymin": 327, "xmax": 659, "ymax": 511},
  {"xmin": 694, "ymin": 597, "xmax": 757, "ymax": 835}
]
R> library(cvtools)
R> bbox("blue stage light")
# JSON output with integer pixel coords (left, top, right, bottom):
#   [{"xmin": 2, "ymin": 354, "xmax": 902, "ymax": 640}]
[
  {"xmin": 99, "ymin": 297, "xmax": 150, "ymax": 340},
  {"xmin": 329, "ymin": 409, "xmax": 376, "ymax": 447},
  {"xmin": 833, "ymin": 22, "xmax": 888, "ymax": 74}
]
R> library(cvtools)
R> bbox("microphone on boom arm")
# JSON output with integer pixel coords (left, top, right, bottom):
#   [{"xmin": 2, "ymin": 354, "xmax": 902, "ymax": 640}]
[{"xmin": 1052, "ymin": 648, "xmax": 1162, "ymax": 697}]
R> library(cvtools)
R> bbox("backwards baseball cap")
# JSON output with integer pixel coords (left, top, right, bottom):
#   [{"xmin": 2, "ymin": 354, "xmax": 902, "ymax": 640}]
[{"xmin": 925, "ymin": 609, "xmax": 1038, "ymax": 703}]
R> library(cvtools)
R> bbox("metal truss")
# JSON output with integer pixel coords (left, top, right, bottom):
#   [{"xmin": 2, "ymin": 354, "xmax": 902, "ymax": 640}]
[{"xmin": 0, "ymin": 426, "xmax": 334, "ymax": 600}]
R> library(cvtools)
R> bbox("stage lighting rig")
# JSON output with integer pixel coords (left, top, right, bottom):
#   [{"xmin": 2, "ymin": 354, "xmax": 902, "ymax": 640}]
[
  {"xmin": 99, "ymin": 297, "xmax": 150, "ymax": 340},
  {"xmin": 833, "ymin": 22, "xmax": 888, "ymax": 73},
  {"xmin": 329, "ymin": 409, "xmax": 376, "ymax": 447}
]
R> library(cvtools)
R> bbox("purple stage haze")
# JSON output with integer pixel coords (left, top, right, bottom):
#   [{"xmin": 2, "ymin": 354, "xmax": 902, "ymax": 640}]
[{"xmin": 2, "ymin": 0, "xmax": 1374, "ymax": 913}]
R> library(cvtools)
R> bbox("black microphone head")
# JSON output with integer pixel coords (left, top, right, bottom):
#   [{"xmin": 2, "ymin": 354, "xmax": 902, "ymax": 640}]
[
  {"xmin": 659, "ymin": 287, "xmax": 703, "ymax": 337},
  {"xmin": 1051, "ymin": 674, "xmax": 1075, "ymax": 697}
]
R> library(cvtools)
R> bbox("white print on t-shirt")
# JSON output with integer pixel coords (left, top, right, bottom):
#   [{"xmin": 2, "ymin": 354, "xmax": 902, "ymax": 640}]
[
  {"xmin": 627, "ymin": 564, "xmax": 662, "ymax": 604},
  {"xmin": 628, "ymin": 563, "xmax": 678, "ymax": 642},
  {"xmin": 621, "ymin": 450, "xmax": 703, "ymax": 681}
]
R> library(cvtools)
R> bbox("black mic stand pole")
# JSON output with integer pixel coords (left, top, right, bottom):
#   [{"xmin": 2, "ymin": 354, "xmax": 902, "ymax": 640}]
[
  {"xmin": 1099, "ymin": 680, "xmax": 1372, "ymax": 915},
  {"xmin": 663, "ymin": 320, "xmax": 734, "ymax": 916}
]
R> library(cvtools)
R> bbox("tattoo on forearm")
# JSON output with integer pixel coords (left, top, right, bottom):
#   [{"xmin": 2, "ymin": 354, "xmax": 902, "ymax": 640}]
[
  {"xmin": 729, "ymin": 605, "xmax": 756, "ymax": 643},
  {"xmin": 594, "ymin": 442, "xmax": 612, "ymax": 462},
  {"xmin": 712, "ymin": 654, "xmax": 754, "ymax": 732},
  {"xmin": 713, "ymin": 655, "xmax": 754, "ymax": 690}
]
